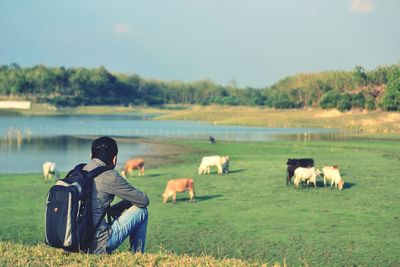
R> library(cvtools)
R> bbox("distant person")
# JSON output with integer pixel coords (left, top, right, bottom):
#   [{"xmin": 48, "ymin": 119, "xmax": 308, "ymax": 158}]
[
  {"xmin": 84, "ymin": 136, "xmax": 150, "ymax": 254},
  {"xmin": 209, "ymin": 136, "xmax": 216, "ymax": 144}
]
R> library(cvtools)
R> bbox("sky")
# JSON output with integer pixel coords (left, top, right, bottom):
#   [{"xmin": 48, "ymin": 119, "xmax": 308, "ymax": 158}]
[{"xmin": 0, "ymin": 0, "xmax": 399, "ymax": 88}]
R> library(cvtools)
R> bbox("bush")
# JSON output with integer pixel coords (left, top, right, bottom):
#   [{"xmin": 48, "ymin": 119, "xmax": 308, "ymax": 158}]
[
  {"xmin": 210, "ymin": 96, "xmax": 239, "ymax": 106},
  {"xmin": 319, "ymin": 91, "xmax": 341, "ymax": 109},
  {"xmin": 273, "ymin": 99, "xmax": 301, "ymax": 109},
  {"xmin": 50, "ymin": 96, "xmax": 82, "ymax": 107},
  {"xmin": 365, "ymin": 96, "xmax": 376, "ymax": 110},
  {"xmin": 337, "ymin": 93, "xmax": 352, "ymax": 112},
  {"xmin": 352, "ymin": 92, "xmax": 365, "ymax": 108}
]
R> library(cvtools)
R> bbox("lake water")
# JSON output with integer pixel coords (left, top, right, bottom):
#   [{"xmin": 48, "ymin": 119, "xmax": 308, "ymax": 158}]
[{"xmin": 1, "ymin": 114, "xmax": 338, "ymax": 174}]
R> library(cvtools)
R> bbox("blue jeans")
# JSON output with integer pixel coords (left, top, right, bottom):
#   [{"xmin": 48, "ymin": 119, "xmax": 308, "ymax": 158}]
[{"xmin": 106, "ymin": 206, "xmax": 148, "ymax": 253}]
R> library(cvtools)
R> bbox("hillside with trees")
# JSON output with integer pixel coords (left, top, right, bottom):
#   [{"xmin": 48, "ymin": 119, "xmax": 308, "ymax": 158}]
[{"xmin": 0, "ymin": 63, "xmax": 399, "ymax": 111}]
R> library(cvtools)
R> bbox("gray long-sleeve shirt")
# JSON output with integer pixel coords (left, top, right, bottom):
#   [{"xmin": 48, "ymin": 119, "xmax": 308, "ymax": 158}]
[{"xmin": 83, "ymin": 158, "xmax": 150, "ymax": 254}]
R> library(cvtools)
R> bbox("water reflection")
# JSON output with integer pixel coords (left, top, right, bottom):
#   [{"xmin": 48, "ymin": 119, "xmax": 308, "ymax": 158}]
[
  {"xmin": 1, "ymin": 115, "xmax": 339, "ymax": 142},
  {"xmin": 1, "ymin": 136, "xmax": 150, "ymax": 174}
]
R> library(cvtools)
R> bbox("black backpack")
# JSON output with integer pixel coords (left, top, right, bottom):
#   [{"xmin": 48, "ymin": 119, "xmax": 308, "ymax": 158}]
[{"xmin": 44, "ymin": 163, "xmax": 112, "ymax": 252}]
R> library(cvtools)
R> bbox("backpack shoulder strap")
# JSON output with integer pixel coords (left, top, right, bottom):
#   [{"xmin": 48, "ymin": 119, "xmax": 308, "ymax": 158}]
[
  {"xmin": 64, "ymin": 163, "xmax": 86, "ymax": 179},
  {"xmin": 86, "ymin": 165, "xmax": 114, "ymax": 179},
  {"xmin": 87, "ymin": 165, "xmax": 114, "ymax": 243}
]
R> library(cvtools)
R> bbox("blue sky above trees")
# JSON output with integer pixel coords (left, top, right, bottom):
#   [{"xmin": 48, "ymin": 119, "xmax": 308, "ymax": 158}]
[{"xmin": 0, "ymin": 0, "xmax": 399, "ymax": 87}]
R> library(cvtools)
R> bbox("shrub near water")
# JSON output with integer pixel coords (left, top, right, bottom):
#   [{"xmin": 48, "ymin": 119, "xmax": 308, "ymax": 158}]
[{"xmin": 0, "ymin": 140, "xmax": 399, "ymax": 266}]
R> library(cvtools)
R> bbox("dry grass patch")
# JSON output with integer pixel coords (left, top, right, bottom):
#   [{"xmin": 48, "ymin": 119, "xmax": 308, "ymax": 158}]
[
  {"xmin": 127, "ymin": 138, "xmax": 202, "ymax": 169},
  {"xmin": 0, "ymin": 242, "xmax": 280, "ymax": 267},
  {"xmin": 153, "ymin": 105, "xmax": 400, "ymax": 134}
]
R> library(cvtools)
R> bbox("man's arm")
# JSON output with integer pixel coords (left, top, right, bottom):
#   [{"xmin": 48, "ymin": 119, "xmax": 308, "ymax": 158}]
[{"xmin": 103, "ymin": 171, "xmax": 150, "ymax": 208}]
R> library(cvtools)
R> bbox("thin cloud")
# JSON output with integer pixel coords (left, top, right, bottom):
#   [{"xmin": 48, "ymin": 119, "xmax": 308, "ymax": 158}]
[
  {"xmin": 349, "ymin": 0, "xmax": 374, "ymax": 12},
  {"xmin": 113, "ymin": 23, "xmax": 131, "ymax": 35}
]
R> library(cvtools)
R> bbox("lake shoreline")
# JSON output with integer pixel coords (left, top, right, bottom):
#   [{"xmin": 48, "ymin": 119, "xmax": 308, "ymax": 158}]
[
  {"xmin": 76, "ymin": 135, "xmax": 199, "ymax": 170},
  {"xmin": 2, "ymin": 103, "xmax": 400, "ymax": 135}
]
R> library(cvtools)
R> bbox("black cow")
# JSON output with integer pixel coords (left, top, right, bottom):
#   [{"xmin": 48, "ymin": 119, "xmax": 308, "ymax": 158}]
[
  {"xmin": 286, "ymin": 158, "xmax": 314, "ymax": 185},
  {"xmin": 209, "ymin": 136, "xmax": 216, "ymax": 144}
]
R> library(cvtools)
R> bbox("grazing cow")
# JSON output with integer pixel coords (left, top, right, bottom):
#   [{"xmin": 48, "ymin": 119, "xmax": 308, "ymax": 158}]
[
  {"xmin": 286, "ymin": 158, "xmax": 314, "ymax": 185},
  {"xmin": 322, "ymin": 166, "xmax": 344, "ymax": 190},
  {"xmin": 209, "ymin": 136, "xmax": 216, "ymax": 144},
  {"xmin": 293, "ymin": 167, "xmax": 321, "ymax": 189},
  {"xmin": 162, "ymin": 178, "xmax": 195, "ymax": 204},
  {"xmin": 43, "ymin": 161, "xmax": 58, "ymax": 181},
  {"xmin": 198, "ymin": 155, "xmax": 229, "ymax": 175},
  {"xmin": 121, "ymin": 158, "xmax": 145, "ymax": 178}
]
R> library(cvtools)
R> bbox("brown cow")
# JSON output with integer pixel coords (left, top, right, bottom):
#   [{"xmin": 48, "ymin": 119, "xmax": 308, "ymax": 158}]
[
  {"xmin": 162, "ymin": 178, "xmax": 195, "ymax": 204},
  {"xmin": 121, "ymin": 158, "xmax": 145, "ymax": 178}
]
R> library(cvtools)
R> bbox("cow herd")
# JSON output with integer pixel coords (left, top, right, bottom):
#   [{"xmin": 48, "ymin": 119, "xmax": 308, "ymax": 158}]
[
  {"xmin": 41, "ymin": 154, "xmax": 231, "ymax": 204},
  {"xmin": 42, "ymin": 154, "xmax": 344, "ymax": 204},
  {"xmin": 287, "ymin": 158, "xmax": 345, "ymax": 190}
]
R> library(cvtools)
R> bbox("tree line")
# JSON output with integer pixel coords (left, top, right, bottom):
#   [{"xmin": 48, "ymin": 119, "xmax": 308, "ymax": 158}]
[{"xmin": 0, "ymin": 63, "xmax": 399, "ymax": 111}]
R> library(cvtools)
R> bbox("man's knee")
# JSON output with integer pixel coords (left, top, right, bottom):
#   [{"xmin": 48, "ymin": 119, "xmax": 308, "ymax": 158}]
[{"xmin": 127, "ymin": 206, "xmax": 148, "ymax": 222}]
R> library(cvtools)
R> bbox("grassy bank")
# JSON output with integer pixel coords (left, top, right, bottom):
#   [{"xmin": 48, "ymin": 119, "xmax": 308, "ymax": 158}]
[
  {"xmin": 154, "ymin": 105, "xmax": 400, "ymax": 135},
  {"xmin": 1, "ymin": 139, "xmax": 399, "ymax": 266}
]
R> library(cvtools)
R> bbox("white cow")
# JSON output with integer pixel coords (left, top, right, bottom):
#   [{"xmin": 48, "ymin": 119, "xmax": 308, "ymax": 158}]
[
  {"xmin": 198, "ymin": 155, "xmax": 229, "ymax": 175},
  {"xmin": 293, "ymin": 167, "xmax": 321, "ymax": 189},
  {"xmin": 322, "ymin": 166, "xmax": 344, "ymax": 190},
  {"xmin": 43, "ymin": 161, "xmax": 58, "ymax": 181}
]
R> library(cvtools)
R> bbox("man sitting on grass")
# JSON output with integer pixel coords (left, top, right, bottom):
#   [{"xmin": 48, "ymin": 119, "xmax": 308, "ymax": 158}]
[{"xmin": 84, "ymin": 136, "xmax": 150, "ymax": 254}]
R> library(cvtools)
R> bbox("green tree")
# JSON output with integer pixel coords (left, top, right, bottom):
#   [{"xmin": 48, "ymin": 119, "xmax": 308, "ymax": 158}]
[
  {"xmin": 381, "ymin": 66, "xmax": 400, "ymax": 111},
  {"xmin": 89, "ymin": 66, "xmax": 116, "ymax": 97},
  {"xmin": 68, "ymin": 68, "xmax": 90, "ymax": 97},
  {"xmin": 381, "ymin": 77, "xmax": 400, "ymax": 111},
  {"xmin": 354, "ymin": 65, "xmax": 368, "ymax": 86},
  {"xmin": 237, "ymin": 88, "xmax": 265, "ymax": 106},
  {"xmin": 369, "ymin": 65, "xmax": 388, "ymax": 85},
  {"xmin": 51, "ymin": 67, "xmax": 68, "ymax": 96},
  {"xmin": 141, "ymin": 81, "xmax": 165, "ymax": 105},
  {"xmin": 30, "ymin": 65, "xmax": 55, "ymax": 95},
  {"xmin": 114, "ymin": 73, "xmax": 141, "ymax": 104}
]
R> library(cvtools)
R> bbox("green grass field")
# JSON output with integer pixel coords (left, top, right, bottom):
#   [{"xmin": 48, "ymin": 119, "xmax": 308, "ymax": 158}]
[{"xmin": 1, "ymin": 139, "xmax": 400, "ymax": 266}]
